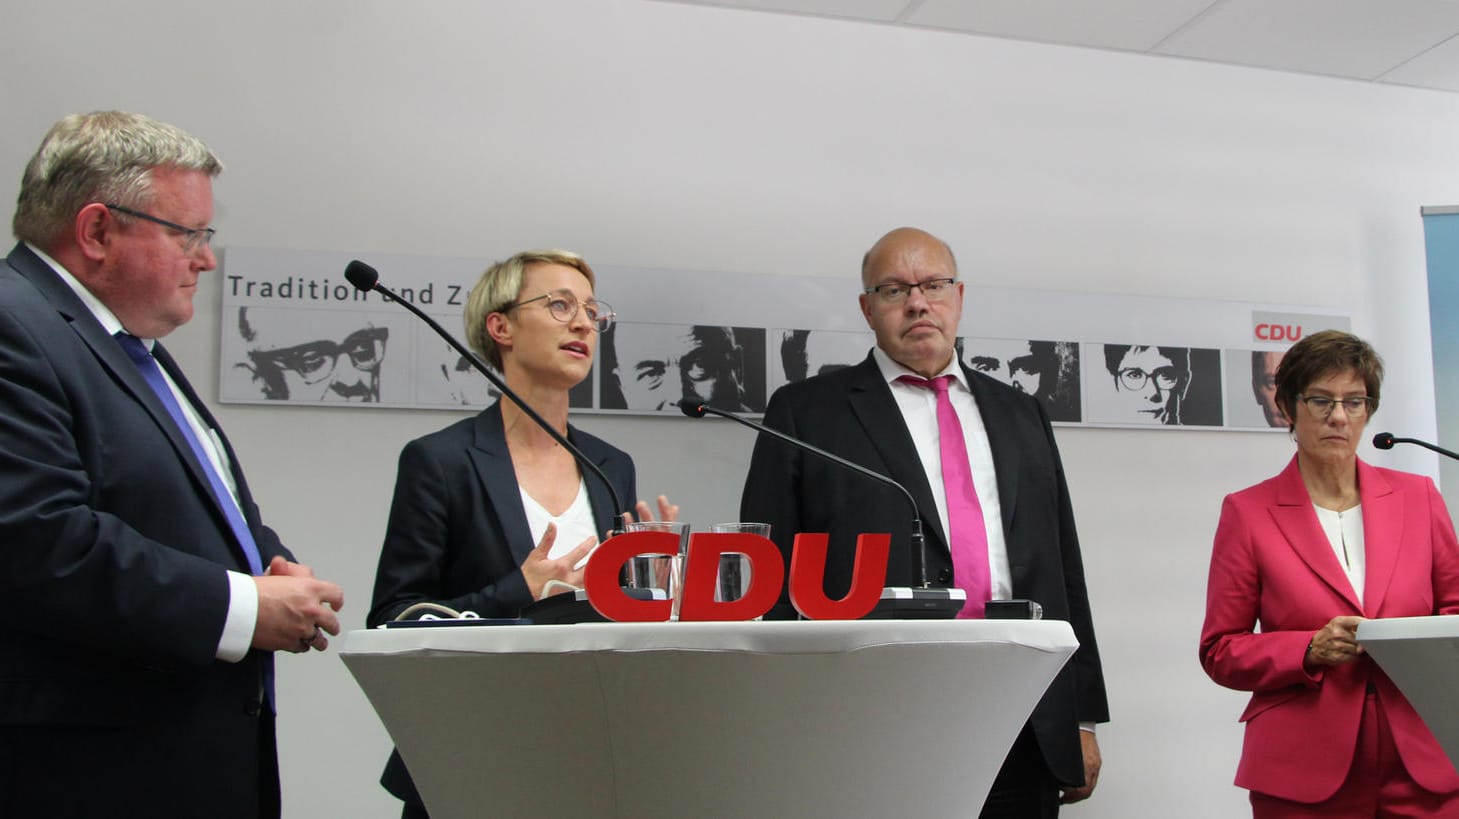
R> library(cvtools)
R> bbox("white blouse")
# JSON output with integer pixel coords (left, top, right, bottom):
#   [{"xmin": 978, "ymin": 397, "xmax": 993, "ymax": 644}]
[{"xmin": 1313, "ymin": 503, "xmax": 1366, "ymax": 608}]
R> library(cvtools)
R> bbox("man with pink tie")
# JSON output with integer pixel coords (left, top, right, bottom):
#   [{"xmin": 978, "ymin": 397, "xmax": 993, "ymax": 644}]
[{"xmin": 741, "ymin": 227, "xmax": 1108, "ymax": 817}]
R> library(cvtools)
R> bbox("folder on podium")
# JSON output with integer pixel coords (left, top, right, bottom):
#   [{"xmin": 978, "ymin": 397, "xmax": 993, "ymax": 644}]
[
  {"xmin": 1358, "ymin": 615, "xmax": 1459, "ymax": 773},
  {"xmin": 341, "ymin": 619, "xmax": 1078, "ymax": 819}
]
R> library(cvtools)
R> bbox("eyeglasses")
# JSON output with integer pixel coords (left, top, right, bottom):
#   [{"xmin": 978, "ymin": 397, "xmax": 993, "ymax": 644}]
[
  {"xmin": 1298, "ymin": 395, "xmax": 1373, "ymax": 419},
  {"xmin": 864, "ymin": 278, "xmax": 958, "ymax": 304},
  {"xmin": 1118, "ymin": 367, "xmax": 1181, "ymax": 392},
  {"xmin": 247, "ymin": 326, "xmax": 389, "ymax": 385},
  {"xmin": 105, "ymin": 203, "xmax": 216, "ymax": 253},
  {"xmin": 505, "ymin": 289, "xmax": 615, "ymax": 332}
]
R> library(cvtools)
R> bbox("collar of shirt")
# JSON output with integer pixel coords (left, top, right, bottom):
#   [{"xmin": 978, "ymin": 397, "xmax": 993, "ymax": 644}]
[
  {"xmin": 25, "ymin": 242, "xmax": 148, "ymax": 349},
  {"xmin": 871, "ymin": 346, "xmax": 968, "ymax": 392},
  {"xmin": 869, "ymin": 346, "xmax": 1013, "ymax": 600},
  {"xmin": 26, "ymin": 240, "xmax": 234, "ymax": 496}
]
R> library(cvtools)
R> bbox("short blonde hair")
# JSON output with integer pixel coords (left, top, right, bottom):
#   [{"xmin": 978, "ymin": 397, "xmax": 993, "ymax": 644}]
[
  {"xmin": 14, "ymin": 111, "xmax": 222, "ymax": 247},
  {"xmin": 464, "ymin": 250, "xmax": 596, "ymax": 370}
]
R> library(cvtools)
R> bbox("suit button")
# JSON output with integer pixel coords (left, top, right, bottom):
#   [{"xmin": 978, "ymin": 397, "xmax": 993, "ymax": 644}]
[
  {"xmin": 937, "ymin": 569, "xmax": 952, "ymax": 584},
  {"xmin": 244, "ymin": 699, "xmax": 261, "ymax": 717}
]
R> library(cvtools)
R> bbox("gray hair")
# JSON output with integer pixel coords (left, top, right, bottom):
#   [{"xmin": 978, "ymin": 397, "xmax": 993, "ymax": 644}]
[
  {"xmin": 13, "ymin": 111, "xmax": 223, "ymax": 247},
  {"xmin": 464, "ymin": 249, "xmax": 596, "ymax": 370}
]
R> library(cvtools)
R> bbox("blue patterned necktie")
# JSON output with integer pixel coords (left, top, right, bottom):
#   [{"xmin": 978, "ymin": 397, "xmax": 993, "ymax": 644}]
[{"xmin": 113, "ymin": 332, "xmax": 264, "ymax": 575}]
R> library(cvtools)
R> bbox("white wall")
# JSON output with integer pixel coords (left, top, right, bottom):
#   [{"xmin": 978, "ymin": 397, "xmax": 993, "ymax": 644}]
[{"xmin": 4, "ymin": 1, "xmax": 1459, "ymax": 816}]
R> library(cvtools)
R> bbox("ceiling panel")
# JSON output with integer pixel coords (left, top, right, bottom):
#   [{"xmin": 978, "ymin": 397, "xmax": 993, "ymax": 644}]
[
  {"xmin": 652, "ymin": 0, "xmax": 1459, "ymax": 93},
  {"xmin": 906, "ymin": 0, "xmax": 1218, "ymax": 52},
  {"xmin": 652, "ymin": 0, "xmax": 913, "ymax": 23},
  {"xmin": 1154, "ymin": 0, "xmax": 1459, "ymax": 80},
  {"xmin": 1380, "ymin": 32, "xmax": 1459, "ymax": 91}
]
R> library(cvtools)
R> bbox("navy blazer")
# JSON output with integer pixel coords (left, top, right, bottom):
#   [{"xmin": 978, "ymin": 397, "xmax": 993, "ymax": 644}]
[
  {"xmin": 367, "ymin": 402, "xmax": 637, "ymax": 807},
  {"xmin": 740, "ymin": 353, "xmax": 1108, "ymax": 787},
  {"xmin": 0, "ymin": 244, "xmax": 291, "ymax": 817},
  {"xmin": 367, "ymin": 402, "xmax": 637, "ymax": 625}
]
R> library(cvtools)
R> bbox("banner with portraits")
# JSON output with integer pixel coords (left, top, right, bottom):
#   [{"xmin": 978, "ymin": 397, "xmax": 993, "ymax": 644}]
[{"xmin": 218, "ymin": 247, "xmax": 1348, "ymax": 430}]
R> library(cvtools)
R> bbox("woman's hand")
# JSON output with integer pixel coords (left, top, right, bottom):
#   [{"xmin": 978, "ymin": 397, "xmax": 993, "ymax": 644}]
[
  {"xmin": 1305, "ymin": 615, "xmax": 1366, "ymax": 668},
  {"xmin": 620, "ymin": 495, "xmax": 679, "ymax": 528},
  {"xmin": 520, "ymin": 522, "xmax": 597, "ymax": 600}
]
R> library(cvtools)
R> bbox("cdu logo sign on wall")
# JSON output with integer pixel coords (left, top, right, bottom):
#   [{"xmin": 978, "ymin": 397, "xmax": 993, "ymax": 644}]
[{"xmin": 1252, "ymin": 311, "xmax": 1350, "ymax": 345}]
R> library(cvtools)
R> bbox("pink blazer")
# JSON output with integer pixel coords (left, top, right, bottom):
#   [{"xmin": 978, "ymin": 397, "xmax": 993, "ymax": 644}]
[{"xmin": 1200, "ymin": 456, "xmax": 1459, "ymax": 802}]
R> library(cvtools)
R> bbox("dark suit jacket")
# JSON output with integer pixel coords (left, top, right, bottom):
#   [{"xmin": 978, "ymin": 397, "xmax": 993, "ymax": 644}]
[
  {"xmin": 740, "ymin": 354, "xmax": 1108, "ymax": 787},
  {"xmin": 367, "ymin": 402, "xmax": 637, "ymax": 805},
  {"xmin": 0, "ymin": 244, "xmax": 291, "ymax": 818}
]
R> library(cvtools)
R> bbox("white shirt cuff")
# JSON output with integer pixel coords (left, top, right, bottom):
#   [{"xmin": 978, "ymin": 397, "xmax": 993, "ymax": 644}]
[
  {"xmin": 215, "ymin": 571, "xmax": 258, "ymax": 663},
  {"xmin": 1079, "ymin": 722, "xmax": 1097, "ymax": 734}
]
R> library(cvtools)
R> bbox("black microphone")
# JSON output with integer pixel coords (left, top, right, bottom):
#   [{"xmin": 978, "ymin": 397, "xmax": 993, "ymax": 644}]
[
  {"xmin": 345, "ymin": 260, "xmax": 628, "ymax": 536},
  {"xmin": 1372, "ymin": 432, "xmax": 1459, "ymax": 462},
  {"xmin": 678, "ymin": 398, "xmax": 933, "ymax": 590}
]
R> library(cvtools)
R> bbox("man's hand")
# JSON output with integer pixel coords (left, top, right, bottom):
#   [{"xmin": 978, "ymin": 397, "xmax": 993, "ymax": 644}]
[
  {"xmin": 253, "ymin": 556, "xmax": 345, "ymax": 653},
  {"xmin": 1059, "ymin": 731, "xmax": 1101, "ymax": 804}
]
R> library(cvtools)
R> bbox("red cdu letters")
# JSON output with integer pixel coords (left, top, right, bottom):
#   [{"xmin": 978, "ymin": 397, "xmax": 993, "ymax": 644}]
[
  {"xmin": 677, "ymin": 533, "xmax": 784, "ymax": 621},
  {"xmin": 582, "ymin": 530, "xmax": 893, "ymax": 621},
  {"xmin": 787, "ymin": 533, "xmax": 890, "ymax": 620},
  {"xmin": 583, "ymin": 531, "xmax": 679, "ymax": 622},
  {"xmin": 1255, "ymin": 323, "xmax": 1303, "ymax": 342}
]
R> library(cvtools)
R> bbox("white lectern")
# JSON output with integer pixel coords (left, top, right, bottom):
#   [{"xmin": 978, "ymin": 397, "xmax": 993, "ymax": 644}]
[
  {"xmin": 1358, "ymin": 615, "xmax": 1459, "ymax": 772},
  {"xmin": 341, "ymin": 619, "xmax": 1077, "ymax": 819}
]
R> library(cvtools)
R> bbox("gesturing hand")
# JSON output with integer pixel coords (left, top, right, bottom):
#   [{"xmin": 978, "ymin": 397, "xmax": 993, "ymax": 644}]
[
  {"xmin": 520, "ymin": 522, "xmax": 597, "ymax": 600},
  {"xmin": 619, "ymin": 495, "xmax": 680, "ymax": 530}
]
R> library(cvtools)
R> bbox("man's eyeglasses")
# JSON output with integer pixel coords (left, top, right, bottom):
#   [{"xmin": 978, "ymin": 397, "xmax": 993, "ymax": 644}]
[
  {"xmin": 105, "ymin": 204, "xmax": 216, "ymax": 253},
  {"xmin": 1298, "ymin": 395, "xmax": 1373, "ymax": 419},
  {"xmin": 247, "ymin": 326, "xmax": 389, "ymax": 385},
  {"xmin": 505, "ymin": 289, "xmax": 615, "ymax": 332},
  {"xmin": 864, "ymin": 278, "xmax": 958, "ymax": 305},
  {"xmin": 1118, "ymin": 367, "xmax": 1181, "ymax": 392}
]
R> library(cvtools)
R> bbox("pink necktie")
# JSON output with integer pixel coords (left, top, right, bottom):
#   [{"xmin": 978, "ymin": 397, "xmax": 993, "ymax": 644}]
[{"xmin": 897, "ymin": 374, "xmax": 991, "ymax": 618}]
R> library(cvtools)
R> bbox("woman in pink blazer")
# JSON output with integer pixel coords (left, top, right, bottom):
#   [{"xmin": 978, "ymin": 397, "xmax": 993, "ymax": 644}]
[{"xmin": 1201, "ymin": 330, "xmax": 1459, "ymax": 817}]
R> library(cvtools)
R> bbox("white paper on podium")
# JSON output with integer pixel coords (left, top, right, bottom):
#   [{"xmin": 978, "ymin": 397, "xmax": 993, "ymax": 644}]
[
  {"xmin": 342, "ymin": 620, "xmax": 1077, "ymax": 819},
  {"xmin": 1358, "ymin": 615, "xmax": 1459, "ymax": 774}
]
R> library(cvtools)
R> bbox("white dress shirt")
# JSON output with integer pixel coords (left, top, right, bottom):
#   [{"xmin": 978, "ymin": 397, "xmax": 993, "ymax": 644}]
[{"xmin": 871, "ymin": 347, "xmax": 1013, "ymax": 602}]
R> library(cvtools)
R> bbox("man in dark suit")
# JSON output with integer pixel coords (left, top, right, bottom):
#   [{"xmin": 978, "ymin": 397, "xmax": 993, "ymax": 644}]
[
  {"xmin": 0, "ymin": 111, "xmax": 345, "ymax": 818},
  {"xmin": 740, "ymin": 227, "xmax": 1107, "ymax": 818}
]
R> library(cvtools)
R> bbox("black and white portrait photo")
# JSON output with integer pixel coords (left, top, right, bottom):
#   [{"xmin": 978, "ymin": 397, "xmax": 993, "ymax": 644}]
[
  {"xmin": 773, "ymin": 329, "xmax": 875, "ymax": 392},
  {"xmin": 222, "ymin": 306, "xmax": 410, "ymax": 404},
  {"xmin": 600, "ymin": 322, "xmax": 766, "ymax": 413},
  {"xmin": 960, "ymin": 337, "xmax": 1082, "ymax": 423},
  {"xmin": 1223, "ymin": 348, "xmax": 1289, "ymax": 429},
  {"xmin": 1084, "ymin": 343, "xmax": 1223, "ymax": 426},
  {"xmin": 414, "ymin": 342, "xmax": 498, "ymax": 408}
]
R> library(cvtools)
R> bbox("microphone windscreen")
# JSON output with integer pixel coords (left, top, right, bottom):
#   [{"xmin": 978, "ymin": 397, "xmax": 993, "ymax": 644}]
[
  {"xmin": 344, "ymin": 260, "xmax": 380, "ymax": 292},
  {"xmin": 677, "ymin": 399, "xmax": 707, "ymax": 418},
  {"xmin": 1373, "ymin": 432, "xmax": 1395, "ymax": 450}
]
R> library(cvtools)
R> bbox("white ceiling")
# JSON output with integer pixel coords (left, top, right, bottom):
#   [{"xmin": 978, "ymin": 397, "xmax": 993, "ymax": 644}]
[{"xmin": 653, "ymin": 0, "xmax": 1459, "ymax": 93}]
